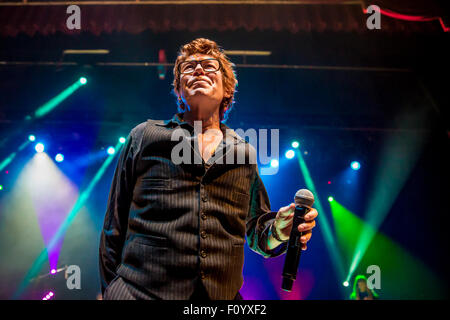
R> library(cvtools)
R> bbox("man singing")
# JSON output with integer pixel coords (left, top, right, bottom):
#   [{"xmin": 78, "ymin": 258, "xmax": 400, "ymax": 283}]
[{"xmin": 99, "ymin": 38, "xmax": 318, "ymax": 300}]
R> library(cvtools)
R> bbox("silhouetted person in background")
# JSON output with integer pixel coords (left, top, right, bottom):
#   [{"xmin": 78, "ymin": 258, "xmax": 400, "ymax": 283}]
[{"xmin": 350, "ymin": 275, "xmax": 379, "ymax": 300}]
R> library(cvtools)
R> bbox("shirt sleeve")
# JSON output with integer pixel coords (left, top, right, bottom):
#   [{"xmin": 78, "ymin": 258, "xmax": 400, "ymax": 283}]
[
  {"xmin": 246, "ymin": 165, "xmax": 288, "ymax": 258},
  {"xmin": 98, "ymin": 129, "xmax": 136, "ymax": 294}
]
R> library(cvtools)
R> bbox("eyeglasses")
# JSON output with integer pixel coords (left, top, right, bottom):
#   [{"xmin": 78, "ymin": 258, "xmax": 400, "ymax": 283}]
[{"xmin": 178, "ymin": 58, "xmax": 221, "ymax": 74}]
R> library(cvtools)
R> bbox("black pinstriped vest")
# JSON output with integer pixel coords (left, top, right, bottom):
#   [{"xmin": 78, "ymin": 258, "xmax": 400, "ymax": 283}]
[{"xmin": 100, "ymin": 114, "xmax": 287, "ymax": 299}]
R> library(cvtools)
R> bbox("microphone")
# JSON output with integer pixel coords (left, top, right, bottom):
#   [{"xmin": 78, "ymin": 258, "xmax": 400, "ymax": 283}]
[{"xmin": 281, "ymin": 189, "xmax": 315, "ymax": 292}]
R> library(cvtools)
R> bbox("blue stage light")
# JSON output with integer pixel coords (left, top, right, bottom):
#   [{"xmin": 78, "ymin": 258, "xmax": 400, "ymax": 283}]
[
  {"xmin": 291, "ymin": 141, "xmax": 300, "ymax": 149},
  {"xmin": 55, "ymin": 154, "xmax": 64, "ymax": 162},
  {"xmin": 285, "ymin": 150, "xmax": 295, "ymax": 159},
  {"xmin": 351, "ymin": 161, "xmax": 361, "ymax": 171},
  {"xmin": 270, "ymin": 159, "xmax": 279, "ymax": 168},
  {"xmin": 35, "ymin": 143, "xmax": 45, "ymax": 153},
  {"xmin": 28, "ymin": 135, "xmax": 36, "ymax": 142}
]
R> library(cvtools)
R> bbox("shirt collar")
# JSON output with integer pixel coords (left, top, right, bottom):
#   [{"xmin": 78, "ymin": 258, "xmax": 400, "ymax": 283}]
[
  {"xmin": 154, "ymin": 113, "xmax": 188, "ymax": 127},
  {"xmin": 156, "ymin": 113, "xmax": 245, "ymax": 145}
]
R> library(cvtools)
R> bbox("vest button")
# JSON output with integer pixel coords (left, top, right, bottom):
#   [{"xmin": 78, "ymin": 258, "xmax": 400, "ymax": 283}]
[
  {"xmin": 200, "ymin": 250, "xmax": 207, "ymax": 258},
  {"xmin": 201, "ymin": 231, "xmax": 207, "ymax": 239}
]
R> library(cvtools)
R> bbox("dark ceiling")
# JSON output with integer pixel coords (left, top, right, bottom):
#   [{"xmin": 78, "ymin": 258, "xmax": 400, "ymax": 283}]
[{"xmin": 0, "ymin": 1, "xmax": 448, "ymax": 148}]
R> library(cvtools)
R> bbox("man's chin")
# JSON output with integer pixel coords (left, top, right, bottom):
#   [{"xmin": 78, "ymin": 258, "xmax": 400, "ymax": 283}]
[{"xmin": 187, "ymin": 89, "xmax": 212, "ymax": 98}]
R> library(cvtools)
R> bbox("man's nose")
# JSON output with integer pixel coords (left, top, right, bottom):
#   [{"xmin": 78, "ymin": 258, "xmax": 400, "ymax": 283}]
[{"xmin": 193, "ymin": 63, "xmax": 205, "ymax": 76}]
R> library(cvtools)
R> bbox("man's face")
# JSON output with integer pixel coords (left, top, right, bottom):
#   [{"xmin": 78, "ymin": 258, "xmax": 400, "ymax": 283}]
[{"xmin": 178, "ymin": 53, "xmax": 229, "ymax": 116}]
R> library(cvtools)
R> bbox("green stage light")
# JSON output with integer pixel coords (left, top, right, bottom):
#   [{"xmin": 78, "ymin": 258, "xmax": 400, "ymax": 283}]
[
  {"xmin": 107, "ymin": 147, "xmax": 116, "ymax": 155},
  {"xmin": 343, "ymin": 281, "xmax": 349, "ymax": 287},
  {"xmin": 0, "ymin": 185, "xmax": 3, "ymax": 191},
  {"xmin": 34, "ymin": 79, "xmax": 86, "ymax": 119},
  {"xmin": 346, "ymin": 127, "xmax": 425, "ymax": 285},
  {"xmin": 79, "ymin": 77, "xmax": 87, "ymax": 85},
  {"xmin": 0, "ymin": 78, "xmax": 86, "ymax": 151},
  {"xmin": 328, "ymin": 196, "xmax": 334, "ymax": 202},
  {"xmin": 295, "ymin": 149, "xmax": 346, "ymax": 290},
  {"xmin": 291, "ymin": 141, "xmax": 300, "ymax": 148},
  {"xmin": 330, "ymin": 199, "xmax": 445, "ymax": 299},
  {"xmin": 0, "ymin": 152, "xmax": 17, "ymax": 171},
  {"xmin": 0, "ymin": 141, "xmax": 30, "ymax": 171},
  {"xmin": 119, "ymin": 137, "xmax": 126, "ymax": 144}
]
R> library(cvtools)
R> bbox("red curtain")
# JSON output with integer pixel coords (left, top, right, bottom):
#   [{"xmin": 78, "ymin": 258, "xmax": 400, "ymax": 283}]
[{"xmin": 0, "ymin": 1, "xmax": 445, "ymax": 37}]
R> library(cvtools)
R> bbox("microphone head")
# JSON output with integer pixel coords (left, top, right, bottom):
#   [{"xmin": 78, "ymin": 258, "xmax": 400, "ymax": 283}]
[{"xmin": 294, "ymin": 189, "xmax": 315, "ymax": 208}]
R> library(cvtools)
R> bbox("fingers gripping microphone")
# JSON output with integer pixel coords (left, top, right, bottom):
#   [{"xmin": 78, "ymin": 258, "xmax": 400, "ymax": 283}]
[{"xmin": 281, "ymin": 189, "xmax": 315, "ymax": 292}]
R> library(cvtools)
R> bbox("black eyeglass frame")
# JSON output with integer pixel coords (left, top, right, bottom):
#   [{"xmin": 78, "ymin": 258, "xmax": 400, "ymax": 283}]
[{"xmin": 178, "ymin": 58, "xmax": 222, "ymax": 75}]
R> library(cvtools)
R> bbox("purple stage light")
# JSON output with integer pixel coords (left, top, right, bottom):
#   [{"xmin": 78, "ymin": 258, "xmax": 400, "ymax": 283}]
[
  {"xmin": 24, "ymin": 153, "xmax": 79, "ymax": 274},
  {"xmin": 42, "ymin": 291, "xmax": 54, "ymax": 300}
]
